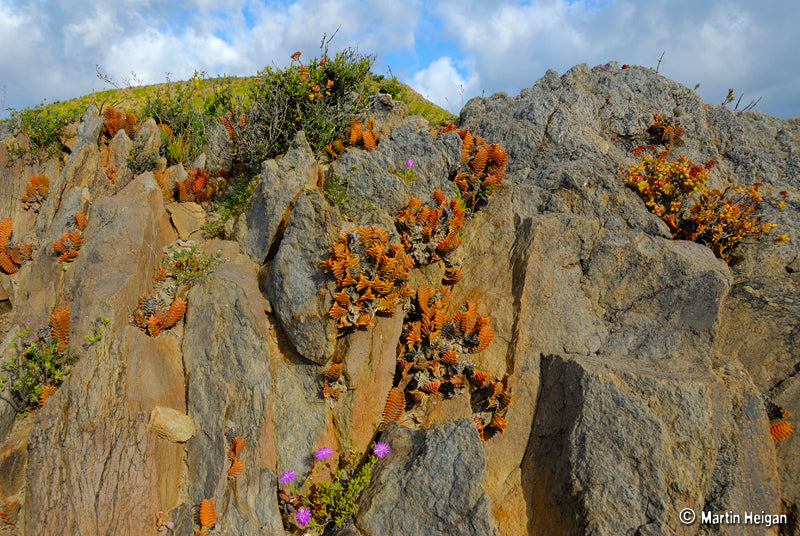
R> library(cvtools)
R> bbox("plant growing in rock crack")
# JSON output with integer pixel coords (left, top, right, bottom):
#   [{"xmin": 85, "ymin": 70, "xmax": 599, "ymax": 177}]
[
  {"xmin": 22, "ymin": 175, "xmax": 49, "ymax": 212},
  {"xmin": 321, "ymin": 225, "xmax": 414, "ymax": 329},
  {"xmin": 395, "ymin": 189, "xmax": 465, "ymax": 273},
  {"xmin": 388, "ymin": 158, "xmax": 417, "ymax": 185},
  {"xmin": 201, "ymin": 171, "xmax": 259, "ymax": 237},
  {"xmin": 277, "ymin": 441, "xmax": 390, "ymax": 534},
  {"xmin": 622, "ymin": 144, "xmax": 786, "ymax": 262},
  {"xmin": 83, "ymin": 315, "xmax": 111, "ymax": 344},
  {"xmin": 385, "ymin": 283, "xmax": 511, "ymax": 438},
  {"xmin": 132, "ymin": 243, "xmax": 221, "ymax": 336},
  {"xmin": 322, "ymin": 174, "xmax": 375, "ymax": 220},
  {"xmin": 0, "ymin": 308, "xmax": 76, "ymax": 414},
  {"xmin": 0, "ymin": 217, "xmax": 34, "ymax": 274},
  {"xmin": 6, "ymin": 99, "xmax": 82, "ymax": 159},
  {"xmin": 430, "ymin": 123, "xmax": 507, "ymax": 213},
  {"xmin": 52, "ymin": 212, "xmax": 87, "ymax": 264}
]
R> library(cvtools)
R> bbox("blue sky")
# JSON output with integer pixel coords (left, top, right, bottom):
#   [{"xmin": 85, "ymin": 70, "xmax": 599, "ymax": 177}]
[{"xmin": 1, "ymin": 0, "xmax": 799, "ymax": 120}]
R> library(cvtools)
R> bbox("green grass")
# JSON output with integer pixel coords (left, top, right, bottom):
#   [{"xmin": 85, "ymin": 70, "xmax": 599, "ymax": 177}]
[{"xmin": 3, "ymin": 73, "xmax": 453, "ymax": 129}]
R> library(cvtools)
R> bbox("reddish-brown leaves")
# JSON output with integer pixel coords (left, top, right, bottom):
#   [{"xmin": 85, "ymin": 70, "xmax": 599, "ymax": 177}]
[
  {"xmin": 198, "ymin": 498, "xmax": 216, "ymax": 528},
  {"xmin": 227, "ymin": 458, "xmax": 244, "ymax": 480},
  {"xmin": 39, "ymin": 385, "xmax": 58, "ymax": 406},
  {"xmin": 0, "ymin": 218, "xmax": 33, "ymax": 274},
  {"xmin": 382, "ymin": 387, "xmax": 405, "ymax": 424},
  {"xmin": 0, "ymin": 497, "xmax": 20, "ymax": 525},
  {"xmin": 770, "ymin": 421, "xmax": 794, "ymax": 442},
  {"xmin": 324, "ymin": 362, "xmax": 343, "ymax": 383},
  {"xmin": 102, "ymin": 106, "xmax": 139, "ymax": 138},
  {"xmin": 49, "ymin": 307, "xmax": 71, "ymax": 351}
]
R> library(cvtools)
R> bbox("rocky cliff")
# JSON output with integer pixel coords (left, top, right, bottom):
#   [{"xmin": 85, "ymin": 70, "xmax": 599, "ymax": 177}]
[{"xmin": 0, "ymin": 62, "xmax": 798, "ymax": 536}]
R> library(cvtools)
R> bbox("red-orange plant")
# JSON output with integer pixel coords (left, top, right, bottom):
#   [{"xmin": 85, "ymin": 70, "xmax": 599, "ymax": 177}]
[{"xmin": 622, "ymin": 146, "xmax": 784, "ymax": 262}]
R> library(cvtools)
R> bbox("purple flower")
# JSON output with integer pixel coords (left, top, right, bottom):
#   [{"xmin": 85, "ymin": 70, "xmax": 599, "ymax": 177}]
[
  {"xmin": 373, "ymin": 442, "xmax": 390, "ymax": 458},
  {"xmin": 314, "ymin": 447, "xmax": 333, "ymax": 461},
  {"xmin": 295, "ymin": 506, "xmax": 311, "ymax": 526},
  {"xmin": 405, "ymin": 159, "xmax": 414, "ymax": 169},
  {"xmin": 279, "ymin": 470, "xmax": 295, "ymax": 484}
]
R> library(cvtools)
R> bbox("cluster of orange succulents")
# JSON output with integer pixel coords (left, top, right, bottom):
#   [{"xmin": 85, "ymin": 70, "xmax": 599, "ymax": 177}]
[
  {"xmin": 431, "ymin": 123, "xmax": 507, "ymax": 212},
  {"xmin": 380, "ymin": 284, "xmax": 511, "ymax": 438},
  {"xmin": 22, "ymin": 174, "xmax": 49, "ymax": 212},
  {"xmin": 321, "ymin": 225, "xmax": 415, "ymax": 329},
  {"xmin": 0, "ymin": 218, "xmax": 33, "ymax": 274},
  {"xmin": 131, "ymin": 294, "xmax": 187, "ymax": 336},
  {"xmin": 52, "ymin": 212, "xmax": 87, "ymax": 263},
  {"xmin": 227, "ymin": 436, "xmax": 246, "ymax": 480},
  {"xmin": 325, "ymin": 117, "xmax": 386, "ymax": 158},
  {"xmin": 764, "ymin": 396, "xmax": 793, "ymax": 442},
  {"xmin": 0, "ymin": 497, "xmax": 20, "ymax": 526},
  {"xmin": 647, "ymin": 113, "xmax": 684, "ymax": 146},
  {"xmin": 320, "ymin": 125, "xmax": 512, "ymax": 438},
  {"xmin": 395, "ymin": 189, "xmax": 465, "ymax": 270},
  {"xmin": 176, "ymin": 168, "xmax": 214, "ymax": 203},
  {"xmin": 195, "ymin": 498, "xmax": 216, "ymax": 535},
  {"xmin": 101, "ymin": 106, "xmax": 139, "ymax": 139}
]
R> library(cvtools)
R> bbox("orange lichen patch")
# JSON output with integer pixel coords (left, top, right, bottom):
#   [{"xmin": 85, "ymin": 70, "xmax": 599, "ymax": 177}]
[
  {"xmin": 49, "ymin": 307, "xmax": 71, "ymax": 352},
  {"xmin": 22, "ymin": 174, "xmax": 49, "ymax": 211},
  {"xmin": 770, "ymin": 421, "xmax": 794, "ymax": 442},
  {"xmin": 321, "ymin": 226, "xmax": 414, "ymax": 329},
  {"xmin": 198, "ymin": 498, "xmax": 216, "ymax": 529}
]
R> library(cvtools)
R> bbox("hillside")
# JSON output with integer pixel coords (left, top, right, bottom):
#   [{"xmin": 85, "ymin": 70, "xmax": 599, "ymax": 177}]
[{"xmin": 0, "ymin": 61, "xmax": 799, "ymax": 536}]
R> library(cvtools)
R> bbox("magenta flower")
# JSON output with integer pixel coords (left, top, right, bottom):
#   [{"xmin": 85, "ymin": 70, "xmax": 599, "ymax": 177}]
[
  {"xmin": 314, "ymin": 447, "xmax": 333, "ymax": 461},
  {"xmin": 279, "ymin": 470, "xmax": 295, "ymax": 484},
  {"xmin": 373, "ymin": 442, "xmax": 390, "ymax": 458},
  {"xmin": 295, "ymin": 506, "xmax": 311, "ymax": 526},
  {"xmin": 406, "ymin": 159, "xmax": 414, "ymax": 169}
]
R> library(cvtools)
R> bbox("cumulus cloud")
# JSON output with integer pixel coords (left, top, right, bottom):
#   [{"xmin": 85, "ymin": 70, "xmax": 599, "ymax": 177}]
[
  {"xmin": 411, "ymin": 56, "xmax": 479, "ymax": 114},
  {"xmin": 0, "ymin": 0, "xmax": 798, "ymax": 119}
]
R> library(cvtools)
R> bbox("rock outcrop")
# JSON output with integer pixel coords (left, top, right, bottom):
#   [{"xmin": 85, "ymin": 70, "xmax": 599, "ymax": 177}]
[{"xmin": 0, "ymin": 64, "xmax": 798, "ymax": 536}]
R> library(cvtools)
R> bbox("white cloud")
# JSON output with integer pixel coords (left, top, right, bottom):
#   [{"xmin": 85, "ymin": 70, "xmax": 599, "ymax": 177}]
[{"xmin": 411, "ymin": 56, "xmax": 479, "ymax": 113}]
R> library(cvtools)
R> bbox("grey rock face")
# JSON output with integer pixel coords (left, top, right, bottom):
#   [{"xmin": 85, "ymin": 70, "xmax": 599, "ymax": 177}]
[
  {"xmin": 265, "ymin": 189, "xmax": 342, "ymax": 363},
  {"xmin": 243, "ymin": 130, "xmax": 319, "ymax": 264},
  {"xmin": 357, "ymin": 419, "xmax": 501, "ymax": 536}
]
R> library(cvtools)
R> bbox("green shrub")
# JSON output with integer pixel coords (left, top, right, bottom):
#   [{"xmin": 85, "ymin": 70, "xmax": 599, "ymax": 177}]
[
  {"xmin": 224, "ymin": 47, "xmax": 374, "ymax": 172},
  {"xmin": 7, "ymin": 101, "xmax": 82, "ymax": 159},
  {"xmin": 0, "ymin": 322, "xmax": 77, "ymax": 413}
]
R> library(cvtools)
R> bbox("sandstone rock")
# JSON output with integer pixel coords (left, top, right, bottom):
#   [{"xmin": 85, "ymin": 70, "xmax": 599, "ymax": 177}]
[
  {"xmin": 106, "ymin": 128, "xmax": 134, "ymax": 190},
  {"xmin": 150, "ymin": 405, "xmax": 195, "ymax": 442},
  {"xmin": 242, "ymin": 130, "xmax": 319, "ymax": 264},
  {"xmin": 182, "ymin": 240, "xmax": 283, "ymax": 535},
  {"xmin": 167, "ymin": 201, "xmax": 205, "ymax": 239},
  {"xmin": 202, "ymin": 122, "xmax": 233, "ymax": 174},
  {"xmin": 72, "ymin": 104, "xmax": 102, "ymax": 155},
  {"xmin": 357, "ymin": 419, "xmax": 501, "ymax": 536}
]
